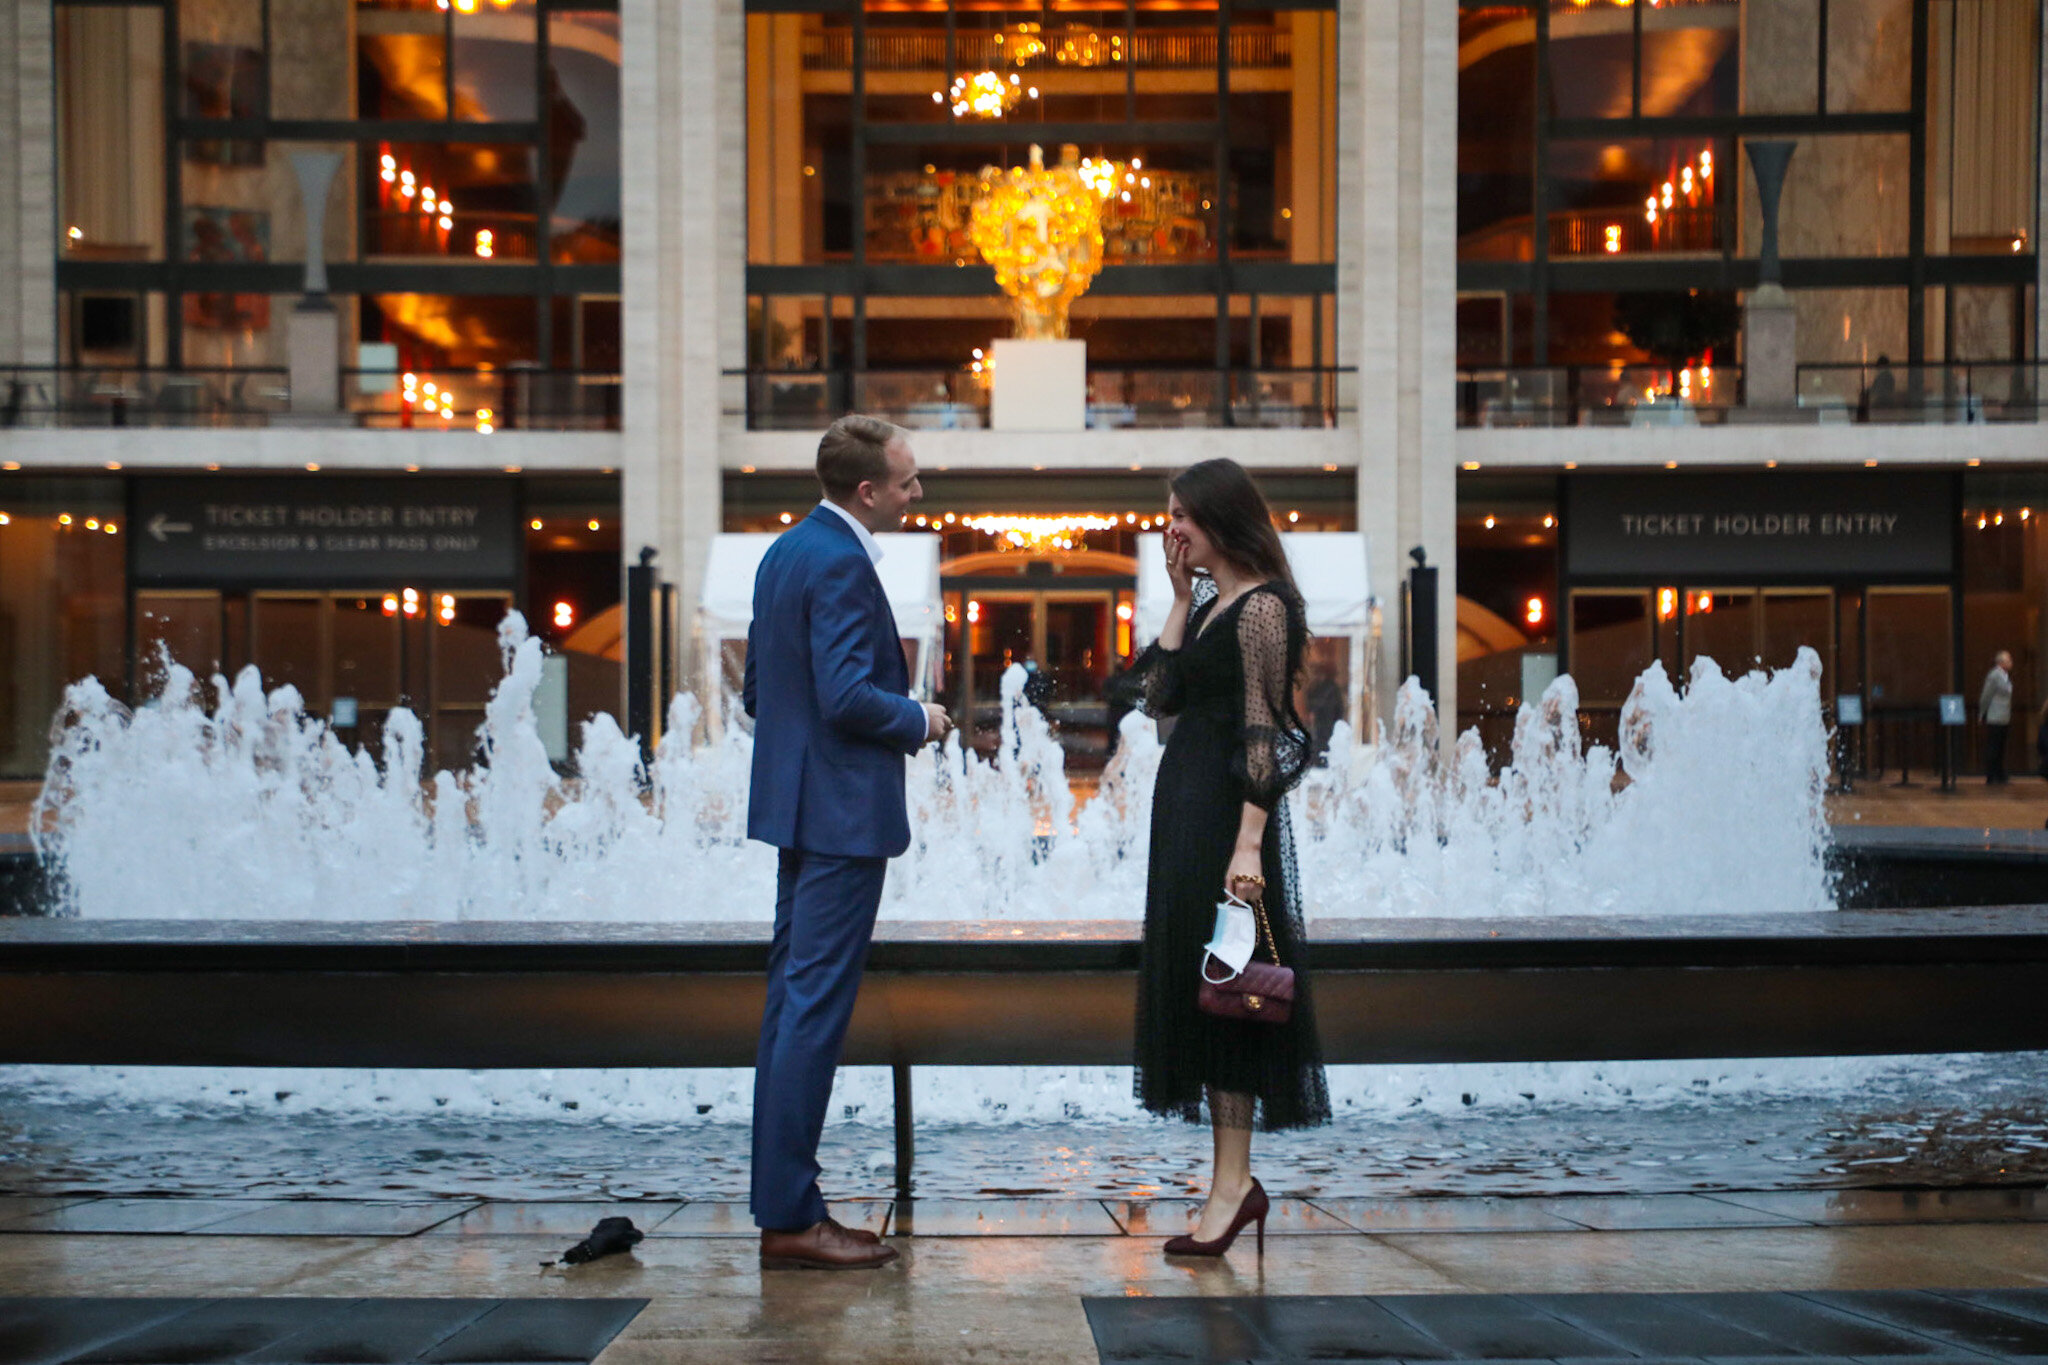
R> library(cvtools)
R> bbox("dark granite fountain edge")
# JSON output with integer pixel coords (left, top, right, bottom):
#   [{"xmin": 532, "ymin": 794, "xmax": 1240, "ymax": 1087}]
[{"xmin": 5, "ymin": 906, "xmax": 2048, "ymax": 973}]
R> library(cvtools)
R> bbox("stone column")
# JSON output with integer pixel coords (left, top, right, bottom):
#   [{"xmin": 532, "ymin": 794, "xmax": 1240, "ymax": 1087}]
[
  {"xmin": 621, "ymin": 0, "xmax": 740, "ymax": 726},
  {"xmin": 0, "ymin": 0, "xmax": 57, "ymax": 367},
  {"xmin": 1346, "ymin": 0, "xmax": 1458, "ymax": 741}
]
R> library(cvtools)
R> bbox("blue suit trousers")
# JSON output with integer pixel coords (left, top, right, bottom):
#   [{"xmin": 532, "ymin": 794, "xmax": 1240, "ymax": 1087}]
[{"xmin": 749, "ymin": 846, "xmax": 889, "ymax": 1231}]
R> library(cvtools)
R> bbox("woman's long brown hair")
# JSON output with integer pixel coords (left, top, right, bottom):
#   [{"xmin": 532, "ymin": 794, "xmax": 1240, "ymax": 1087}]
[{"xmin": 1169, "ymin": 458, "xmax": 1303, "ymax": 609}]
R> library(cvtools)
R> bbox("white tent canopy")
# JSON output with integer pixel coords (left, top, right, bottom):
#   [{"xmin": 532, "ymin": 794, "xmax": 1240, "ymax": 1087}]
[
  {"xmin": 1135, "ymin": 532, "xmax": 1372, "ymax": 641},
  {"xmin": 699, "ymin": 531, "xmax": 942, "ymax": 641},
  {"xmin": 1135, "ymin": 531, "xmax": 1377, "ymax": 735},
  {"xmin": 699, "ymin": 531, "xmax": 944, "ymax": 700}
]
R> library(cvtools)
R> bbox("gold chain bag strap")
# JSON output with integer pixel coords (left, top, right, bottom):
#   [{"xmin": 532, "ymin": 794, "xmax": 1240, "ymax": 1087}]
[{"xmin": 1197, "ymin": 875, "xmax": 1296, "ymax": 1025}]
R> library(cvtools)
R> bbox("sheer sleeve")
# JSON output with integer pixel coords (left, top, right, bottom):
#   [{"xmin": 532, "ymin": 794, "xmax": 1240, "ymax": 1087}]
[
  {"xmin": 1107, "ymin": 576, "xmax": 1217, "ymax": 719},
  {"xmin": 1232, "ymin": 587, "xmax": 1312, "ymax": 810}
]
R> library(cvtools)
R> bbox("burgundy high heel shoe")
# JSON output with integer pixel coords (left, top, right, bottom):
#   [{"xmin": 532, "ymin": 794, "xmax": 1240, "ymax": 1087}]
[{"xmin": 1163, "ymin": 1177, "xmax": 1269, "ymax": 1257}]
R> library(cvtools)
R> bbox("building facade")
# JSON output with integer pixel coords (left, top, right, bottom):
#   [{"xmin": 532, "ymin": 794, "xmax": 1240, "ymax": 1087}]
[{"xmin": 1, "ymin": 0, "xmax": 2044, "ymax": 784}]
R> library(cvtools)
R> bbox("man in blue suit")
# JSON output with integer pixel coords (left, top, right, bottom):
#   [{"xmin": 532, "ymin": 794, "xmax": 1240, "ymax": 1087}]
[{"xmin": 743, "ymin": 413, "xmax": 950, "ymax": 1271}]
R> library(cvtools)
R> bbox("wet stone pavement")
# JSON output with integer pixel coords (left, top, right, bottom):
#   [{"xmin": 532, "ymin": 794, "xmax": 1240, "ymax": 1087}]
[{"xmin": 3, "ymin": 1056, "xmax": 2048, "ymax": 1360}]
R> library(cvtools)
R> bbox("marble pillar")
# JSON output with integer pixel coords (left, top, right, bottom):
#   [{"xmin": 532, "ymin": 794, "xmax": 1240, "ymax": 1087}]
[
  {"xmin": 1347, "ymin": 0, "xmax": 1457, "ymax": 740},
  {"xmin": 0, "ymin": 0, "xmax": 56, "ymax": 366},
  {"xmin": 621, "ymin": 0, "xmax": 740, "ymax": 724}
]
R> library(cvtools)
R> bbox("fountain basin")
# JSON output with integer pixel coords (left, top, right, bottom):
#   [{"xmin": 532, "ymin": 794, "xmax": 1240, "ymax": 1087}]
[{"xmin": 7, "ymin": 910, "xmax": 2048, "ymax": 1072}]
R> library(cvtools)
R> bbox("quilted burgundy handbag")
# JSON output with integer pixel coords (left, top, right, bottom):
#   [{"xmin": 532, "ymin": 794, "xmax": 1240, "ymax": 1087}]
[{"xmin": 1197, "ymin": 886, "xmax": 1296, "ymax": 1025}]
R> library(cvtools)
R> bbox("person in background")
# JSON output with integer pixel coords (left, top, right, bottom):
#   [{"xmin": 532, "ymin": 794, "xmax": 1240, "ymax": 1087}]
[{"xmin": 1979, "ymin": 650, "xmax": 2014, "ymax": 785}]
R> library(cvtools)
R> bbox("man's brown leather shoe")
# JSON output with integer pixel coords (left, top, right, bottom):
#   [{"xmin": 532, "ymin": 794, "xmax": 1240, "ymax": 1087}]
[
  {"xmin": 760, "ymin": 1218, "xmax": 898, "ymax": 1270},
  {"xmin": 825, "ymin": 1215, "xmax": 881, "ymax": 1245}
]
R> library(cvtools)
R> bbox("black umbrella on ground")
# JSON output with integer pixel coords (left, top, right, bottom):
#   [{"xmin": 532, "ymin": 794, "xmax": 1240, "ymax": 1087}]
[{"xmin": 543, "ymin": 1215, "xmax": 644, "ymax": 1269}]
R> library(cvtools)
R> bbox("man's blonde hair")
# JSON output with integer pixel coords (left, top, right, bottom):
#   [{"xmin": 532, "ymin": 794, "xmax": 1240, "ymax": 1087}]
[{"xmin": 816, "ymin": 414, "xmax": 901, "ymax": 499}]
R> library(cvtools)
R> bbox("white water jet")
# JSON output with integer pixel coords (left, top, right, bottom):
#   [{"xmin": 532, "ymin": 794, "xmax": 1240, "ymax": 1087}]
[
  {"xmin": 12, "ymin": 627, "xmax": 1875, "ymax": 1125},
  {"xmin": 32, "ymin": 615, "xmax": 1833, "ymax": 921}
]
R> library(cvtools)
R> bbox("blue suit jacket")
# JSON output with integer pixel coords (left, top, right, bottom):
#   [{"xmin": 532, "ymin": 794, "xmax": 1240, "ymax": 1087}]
[{"xmin": 743, "ymin": 507, "xmax": 928, "ymax": 858}]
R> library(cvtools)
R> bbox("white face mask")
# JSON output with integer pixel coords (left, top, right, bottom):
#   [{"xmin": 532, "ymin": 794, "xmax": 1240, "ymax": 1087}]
[{"xmin": 1202, "ymin": 891, "xmax": 1259, "ymax": 979}]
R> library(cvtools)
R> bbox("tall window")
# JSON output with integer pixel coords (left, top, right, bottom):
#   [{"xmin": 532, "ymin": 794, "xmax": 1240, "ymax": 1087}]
[
  {"xmin": 54, "ymin": 0, "xmax": 622, "ymax": 390},
  {"xmin": 1457, "ymin": 0, "xmax": 2039, "ymax": 381},
  {"xmin": 745, "ymin": 0, "xmax": 1340, "ymax": 428}
]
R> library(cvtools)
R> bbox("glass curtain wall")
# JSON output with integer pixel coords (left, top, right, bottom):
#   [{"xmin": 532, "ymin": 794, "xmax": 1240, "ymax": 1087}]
[
  {"xmin": 1456, "ymin": 0, "xmax": 2039, "ymax": 397},
  {"xmin": 54, "ymin": 0, "xmax": 621, "ymax": 400},
  {"xmin": 745, "ymin": 0, "xmax": 1340, "ymax": 428}
]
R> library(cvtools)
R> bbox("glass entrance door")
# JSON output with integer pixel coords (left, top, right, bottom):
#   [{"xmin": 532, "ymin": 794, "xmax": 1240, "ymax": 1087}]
[
  {"xmin": 244, "ymin": 589, "xmax": 513, "ymax": 767},
  {"xmin": 952, "ymin": 585, "xmax": 1121, "ymax": 769}
]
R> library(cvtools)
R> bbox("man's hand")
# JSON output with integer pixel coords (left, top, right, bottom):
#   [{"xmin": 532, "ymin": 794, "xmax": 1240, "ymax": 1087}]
[{"xmin": 922, "ymin": 702, "xmax": 953, "ymax": 745}]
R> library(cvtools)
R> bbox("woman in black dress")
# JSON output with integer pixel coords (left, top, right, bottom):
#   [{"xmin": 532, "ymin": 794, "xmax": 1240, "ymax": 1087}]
[{"xmin": 1113, "ymin": 458, "xmax": 1330, "ymax": 1257}]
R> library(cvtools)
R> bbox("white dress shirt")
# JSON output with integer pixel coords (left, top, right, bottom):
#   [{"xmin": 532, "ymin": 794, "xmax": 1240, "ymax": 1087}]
[{"xmin": 817, "ymin": 499, "xmax": 884, "ymax": 565}]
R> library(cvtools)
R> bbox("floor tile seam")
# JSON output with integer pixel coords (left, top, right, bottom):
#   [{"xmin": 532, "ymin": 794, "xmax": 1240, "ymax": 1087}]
[
  {"xmin": 1923, "ymin": 1290, "xmax": 2048, "ymax": 1327},
  {"xmin": 1492, "ymin": 1289, "xmax": 1736, "ymax": 1359},
  {"xmin": 1696, "ymin": 1193, "xmax": 2048, "ymax": 1231},
  {"xmin": 1781, "ymin": 1289, "xmax": 2013, "ymax": 1359},
  {"xmin": 242, "ymin": 1237, "xmax": 442, "ymax": 1295},
  {"xmin": 1345, "ymin": 1233, "xmax": 1498, "ymax": 1293},
  {"xmin": 0, "ymin": 1296, "xmax": 217, "ymax": 1365},
  {"xmin": 1311, "ymin": 1208, "xmax": 1594, "ymax": 1235},
  {"xmin": 278, "ymin": 1295, "xmax": 498, "ymax": 1365},
  {"xmin": 1094, "ymin": 1197, "xmax": 1134, "ymax": 1234},
  {"xmin": 1695, "ymin": 1192, "xmax": 1826, "ymax": 1225},
  {"xmin": 1675, "ymin": 1289, "xmax": 1984, "ymax": 1357}
]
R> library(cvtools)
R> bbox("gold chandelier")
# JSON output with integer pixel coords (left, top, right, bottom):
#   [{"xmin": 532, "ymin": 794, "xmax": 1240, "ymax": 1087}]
[
  {"xmin": 1054, "ymin": 27, "xmax": 1121, "ymax": 66},
  {"xmin": 965, "ymin": 513, "xmax": 1122, "ymax": 553},
  {"xmin": 994, "ymin": 23, "xmax": 1047, "ymax": 64},
  {"xmin": 969, "ymin": 143, "xmax": 1119, "ymax": 340},
  {"xmin": 938, "ymin": 69, "xmax": 1037, "ymax": 119}
]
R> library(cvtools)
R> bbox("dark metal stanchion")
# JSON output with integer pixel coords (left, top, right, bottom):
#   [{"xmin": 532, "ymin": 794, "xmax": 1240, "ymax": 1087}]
[
  {"xmin": 1890, "ymin": 712, "xmax": 1921, "ymax": 788},
  {"xmin": 1830, "ymin": 694, "xmax": 1863, "ymax": 795},
  {"xmin": 1938, "ymin": 693, "xmax": 1966, "ymax": 794},
  {"xmin": 892, "ymin": 1061, "xmax": 915, "ymax": 1202},
  {"xmin": 1405, "ymin": 547, "xmax": 1439, "ymax": 708},
  {"xmin": 627, "ymin": 546, "xmax": 659, "ymax": 768}
]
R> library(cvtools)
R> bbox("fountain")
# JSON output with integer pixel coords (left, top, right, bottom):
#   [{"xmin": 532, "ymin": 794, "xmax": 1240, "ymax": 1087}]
[
  {"xmin": 12, "ymin": 611, "xmax": 1972, "ymax": 1185},
  {"xmin": 29, "ymin": 614, "xmax": 1834, "ymax": 923}
]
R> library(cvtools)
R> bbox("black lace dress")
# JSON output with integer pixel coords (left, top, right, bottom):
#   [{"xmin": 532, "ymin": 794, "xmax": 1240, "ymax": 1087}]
[{"xmin": 1112, "ymin": 576, "xmax": 1331, "ymax": 1132}]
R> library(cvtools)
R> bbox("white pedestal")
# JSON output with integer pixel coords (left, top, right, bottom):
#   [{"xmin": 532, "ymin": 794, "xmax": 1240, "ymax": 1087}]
[
  {"xmin": 991, "ymin": 339, "xmax": 1086, "ymax": 431},
  {"xmin": 287, "ymin": 299, "xmax": 340, "ymax": 415},
  {"xmin": 1742, "ymin": 283, "xmax": 1797, "ymax": 410}
]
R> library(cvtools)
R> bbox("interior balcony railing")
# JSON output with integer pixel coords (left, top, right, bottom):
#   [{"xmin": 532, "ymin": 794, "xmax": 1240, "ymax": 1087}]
[
  {"xmin": 726, "ymin": 365, "xmax": 1353, "ymax": 431},
  {"xmin": 1457, "ymin": 365, "xmax": 1744, "ymax": 428},
  {"xmin": 342, "ymin": 368, "xmax": 622, "ymax": 432},
  {"xmin": 1794, "ymin": 362, "xmax": 2045, "ymax": 424},
  {"xmin": 0, "ymin": 366, "xmax": 622, "ymax": 432},
  {"xmin": 803, "ymin": 26, "xmax": 1292, "ymax": 72},
  {"xmin": 0, "ymin": 366, "xmax": 291, "ymax": 429},
  {"xmin": 1458, "ymin": 362, "xmax": 2046, "ymax": 428},
  {"xmin": 1458, "ymin": 206, "xmax": 1721, "ymax": 263}
]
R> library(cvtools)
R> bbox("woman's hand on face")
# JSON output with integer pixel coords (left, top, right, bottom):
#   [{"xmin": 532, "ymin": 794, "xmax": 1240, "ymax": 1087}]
[
  {"xmin": 1224, "ymin": 847, "xmax": 1263, "ymax": 903},
  {"xmin": 1164, "ymin": 529, "xmax": 1195, "ymax": 602}
]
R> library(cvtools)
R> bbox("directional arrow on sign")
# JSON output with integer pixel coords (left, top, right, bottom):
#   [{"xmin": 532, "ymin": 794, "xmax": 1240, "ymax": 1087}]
[{"xmin": 147, "ymin": 513, "xmax": 193, "ymax": 542}]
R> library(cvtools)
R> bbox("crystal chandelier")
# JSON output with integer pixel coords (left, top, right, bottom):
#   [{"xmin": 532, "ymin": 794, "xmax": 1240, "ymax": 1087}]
[
  {"xmin": 1054, "ymin": 28, "xmax": 1121, "ymax": 66},
  {"xmin": 964, "ymin": 514, "xmax": 1122, "ymax": 553},
  {"xmin": 937, "ymin": 70, "xmax": 1037, "ymax": 119},
  {"xmin": 994, "ymin": 23, "xmax": 1047, "ymax": 64}
]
